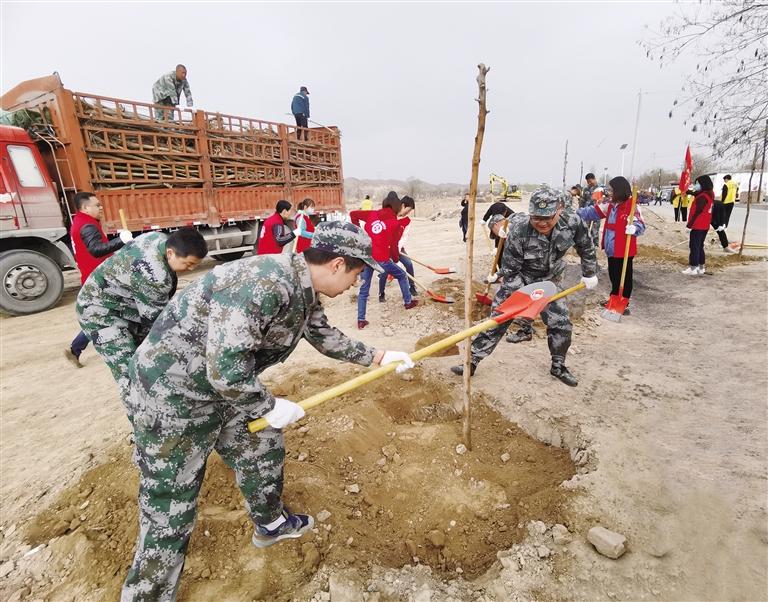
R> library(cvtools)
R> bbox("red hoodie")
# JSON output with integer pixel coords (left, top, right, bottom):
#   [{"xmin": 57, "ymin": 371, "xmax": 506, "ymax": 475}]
[{"xmin": 349, "ymin": 207, "xmax": 402, "ymax": 263}]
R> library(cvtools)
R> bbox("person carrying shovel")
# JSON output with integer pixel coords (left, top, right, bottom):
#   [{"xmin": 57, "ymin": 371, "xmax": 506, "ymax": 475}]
[
  {"xmin": 450, "ymin": 187, "xmax": 598, "ymax": 386},
  {"xmin": 577, "ymin": 176, "xmax": 645, "ymax": 315},
  {"xmin": 121, "ymin": 222, "xmax": 414, "ymax": 601}
]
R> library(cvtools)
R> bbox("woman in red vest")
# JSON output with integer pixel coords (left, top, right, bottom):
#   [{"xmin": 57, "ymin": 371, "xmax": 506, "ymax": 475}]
[
  {"xmin": 577, "ymin": 176, "xmax": 645, "ymax": 314},
  {"xmin": 65, "ymin": 191, "xmax": 133, "ymax": 367},
  {"xmin": 684, "ymin": 175, "xmax": 715, "ymax": 275},
  {"xmin": 293, "ymin": 198, "xmax": 316, "ymax": 253},
  {"xmin": 257, "ymin": 200, "xmax": 296, "ymax": 255},
  {"xmin": 350, "ymin": 191, "xmax": 418, "ymax": 329}
]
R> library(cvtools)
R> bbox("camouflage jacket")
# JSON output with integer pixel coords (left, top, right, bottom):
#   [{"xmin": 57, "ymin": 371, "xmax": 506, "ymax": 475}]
[
  {"xmin": 130, "ymin": 253, "xmax": 376, "ymax": 414},
  {"xmin": 152, "ymin": 71, "xmax": 193, "ymax": 106},
  {"xmin": 498, "ymin": 212, "xmax": 597, "ymax": 297},
  {"xmin": 76, "ymin": 232, "xmax": 177, "ymax": 329},
  {"xmin": 580, "ymin": 184, "xmax": 602, "ymax": 209}
]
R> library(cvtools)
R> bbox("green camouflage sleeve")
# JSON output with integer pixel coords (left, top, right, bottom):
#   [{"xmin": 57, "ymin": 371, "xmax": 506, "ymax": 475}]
[
  {"xmin": 130, "ymin": 260, "xmax": 173, "ymax": 327},
  {"xmin": 304, "ymin": 303, "xmax": 376, "ymax": 366},
  {"xmin": 497, "ymin": 234, "xmax": 526, "ymax": 300},
  {"xmin": 204, "ymin": 283, "xmax": 281, "ymax": 408},
  {"xmin": 572, "ymin": 216, "xmax": 598, "ymax": 277},
  {"xmin": 182, "ymin": 78, "xmax": 193, "ymax": 107}
]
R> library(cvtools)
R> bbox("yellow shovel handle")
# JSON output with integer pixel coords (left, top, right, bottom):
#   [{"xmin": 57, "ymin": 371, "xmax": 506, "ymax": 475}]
[
  {"xmin": 118, "ymin": 208, "xmax": 129, "ymax": 231},
  {"xmin": 247, "ymin": 281, "xmax": 586, "ymax": 433}
]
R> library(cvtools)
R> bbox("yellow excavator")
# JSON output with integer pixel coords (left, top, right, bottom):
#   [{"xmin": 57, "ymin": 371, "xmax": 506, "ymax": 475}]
[{"xmin": 489, "ymin": 173, "xmax": 522, "ymax": 200}]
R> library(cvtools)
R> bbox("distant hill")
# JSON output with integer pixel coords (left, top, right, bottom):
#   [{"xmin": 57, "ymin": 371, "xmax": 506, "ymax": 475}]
[{"xmin": 344, "ymin": 178, "xmax": 472, "ymax": 202}]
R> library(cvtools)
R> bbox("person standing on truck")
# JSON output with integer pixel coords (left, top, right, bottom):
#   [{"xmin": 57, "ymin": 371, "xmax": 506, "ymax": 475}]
[
  {"xmin": 291, "ymin": 86, "xmax": 310, "ymax": 141},
  {"xmin": 152, "ymin": 65, "xmax": 193, "ymax": 120},
  {"xmin": 76, "ymin": 229, "xmax": 208, "ymax": 422},
  {"xmin": 121, "ymin": 222, "xmax": 414, "ymax": 600},
  {"xmin": 293, "ymin": 198, "xmax": 316, "ymax": 253},
  {"xmin": 64, "ymin": 192, "xmax": 133, "ymax": 368},
  {"xmin": 257, "ymin": 200, "xmax": 296, "ymax": 255}
]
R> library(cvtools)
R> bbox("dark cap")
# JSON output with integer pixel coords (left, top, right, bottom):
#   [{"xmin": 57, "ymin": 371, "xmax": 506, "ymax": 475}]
[
  {"xmin": 310, "ymin": 221, "xmax": 382, "ymax": 273},
  {"xmin": 300, "ymin": 86, "xmax": 309, "ymax": 94}
]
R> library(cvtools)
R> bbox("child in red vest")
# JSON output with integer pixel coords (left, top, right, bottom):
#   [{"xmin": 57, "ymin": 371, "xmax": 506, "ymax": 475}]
[
  {"xmin": 577, "ymin": 176, "xmax": 645, "ymax": 314},
  {"xmin": 293, "ymin": 198, "xmax": 316, "ymax": 253},
  {"xmin": 350, "ymin": 191, "xmax": 418, "ymax": 329},
  {"xmin": 258, "ymin": 200, "xmax": 295, "ymax": 254},
  {"xmin": 684, "ymin": 175, "xmax": 715, "ymax": 275},
  {"xmin": 377, "ymin": 195, "xmax": 417, "ymax": 301}
]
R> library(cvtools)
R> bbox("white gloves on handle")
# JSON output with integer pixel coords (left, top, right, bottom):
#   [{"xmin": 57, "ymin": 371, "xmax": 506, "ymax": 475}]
[
  {"xmin": 625, "ymin": 224, "xmax": 637, "ymax": 235},
  {"xmin": 119, "ymin": 230, "xmax": 134, "ymax": 243},
  {"xmin": 264, "ymin": 397, "xmax": 305, "ymax": 429},
  {"xmin": 486, "ymin": 272, "xmax": 500, "ymax": 284},
  {"xmin": 686, "ymin": 227, "xmax": 692, "ymax": 234},
  {"xmin": 379, "ymin": 351, "xmax": 415, "ymax": 374},
  {"xmin": 498, "ymin": 226, "xmax": 509, "ymax": 239},
  {"xmin": 292, "ymin": 228, "xmax": 301, "ymax": 237},
  {"xmin": 581, "ymin": 275, "xmax": 599, "ymax": 290}
]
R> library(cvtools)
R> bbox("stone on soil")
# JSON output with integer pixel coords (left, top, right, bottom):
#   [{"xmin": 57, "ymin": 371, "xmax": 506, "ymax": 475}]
[{"xmin": 587, "ymin": 526, "xmax": 627, "ymax": 559}]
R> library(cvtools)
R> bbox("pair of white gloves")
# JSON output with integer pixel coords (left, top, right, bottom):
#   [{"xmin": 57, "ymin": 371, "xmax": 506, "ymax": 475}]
[{"xmin": 262, "ymin": 351, "xmax": 415, "ymax": 429}]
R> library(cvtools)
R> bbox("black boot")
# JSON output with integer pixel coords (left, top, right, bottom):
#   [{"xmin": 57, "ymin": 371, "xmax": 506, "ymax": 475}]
[
  {"xmin": 506, "ymin": 328, "xmax": 533, "ymax": 344},
  {"xmin": 450, "ymin": 363, "xmax": 476, "ymax": 376},
  {"xmin": 550, "ymin": 360, "xmax": 578, "ymax": 387},
  {"xmin": 378, "ymin": 293, "xmax": 385, "ymax": 302}
]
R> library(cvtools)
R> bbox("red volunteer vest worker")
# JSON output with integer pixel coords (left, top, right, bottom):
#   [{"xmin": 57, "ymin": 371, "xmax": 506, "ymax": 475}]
[
  {"xmin": 597, "ymin": 200, "xmax": 638, "ymax": 258},
  {"xmin": 258, "ymin": 200, "xmax": 295, "ymax": 255},
  {"xmin": 688, "ymin": 189, "xmax": 714, "ymax": 230},
  {"xmin": 70, "ymin": 192, "xmax": 128, "ymax": 283}
]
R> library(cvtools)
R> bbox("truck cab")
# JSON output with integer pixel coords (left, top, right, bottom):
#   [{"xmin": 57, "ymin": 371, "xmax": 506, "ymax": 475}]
[{"xmin": 0, "ymin": 125, "xmax": 74, "ymax": 315}]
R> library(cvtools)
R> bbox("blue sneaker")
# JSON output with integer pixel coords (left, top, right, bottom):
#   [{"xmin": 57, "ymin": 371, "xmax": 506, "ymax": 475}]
[{"xmin": 251, "ymin": 509, "xmax": 314, "ymax": 548}]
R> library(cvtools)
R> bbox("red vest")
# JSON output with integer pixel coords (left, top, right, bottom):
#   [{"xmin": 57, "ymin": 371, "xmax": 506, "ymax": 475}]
[
  {"xmin": 295, "ymin": 212, "xmax": 315, "ymax": 253},
  {"xmin": 349, "ymin": 207, "xmax": 401, "ymax": 262},
  {"xmin": 70, "ymin": 212, "xmax": 111, "ymax": 284},
  {"xmin": 601, "ymin": 200, "xmax": 638, "ymax": 258},
  {"xmin": 689, "ymin": 190, "xmax": 714, "ymax": 230},
  {"xmin": 258, "ymin": 212, "xmax": 286, "ymax": 255}
]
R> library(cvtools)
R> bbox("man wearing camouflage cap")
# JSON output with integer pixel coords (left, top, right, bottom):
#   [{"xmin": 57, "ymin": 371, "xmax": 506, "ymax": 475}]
[
  {"xmin": 451, "ymin": 186, "xmax": 598, "ymax": 386},
  {"xmin": 121, "ymin": 222, "xmax": 414, "ymax": 601}
]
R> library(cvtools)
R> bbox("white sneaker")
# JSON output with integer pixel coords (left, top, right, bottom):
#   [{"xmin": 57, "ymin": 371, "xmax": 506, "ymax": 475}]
[
  {"xmin": 682, "ymin": 267, "xmax": 697, "ymax": 275},
  {"xmin": 697, "ymin": 265, "xmax": 706, "ymax": 275},
  {"xmin": 723, "ymin": 246, "xmax": 737, "ymax": 254}
]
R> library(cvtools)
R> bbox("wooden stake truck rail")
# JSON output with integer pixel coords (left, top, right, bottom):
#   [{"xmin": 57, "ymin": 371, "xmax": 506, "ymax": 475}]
[{"xmin": 0, "ymin": 73, "xmax": 345, "ymax": 315}]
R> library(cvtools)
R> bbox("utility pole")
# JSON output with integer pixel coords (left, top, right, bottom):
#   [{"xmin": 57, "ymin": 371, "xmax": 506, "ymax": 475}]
[
  {"xmin": 579, "ymin": 161, "xmax": 584, "ymax": 183},
  {"xmin": 629, "ymin": 89, "xmax": 642, "ymax": 181},
  {"xmin": 562, "ymin": 139, "xmax": 569, "ymax": 191}
]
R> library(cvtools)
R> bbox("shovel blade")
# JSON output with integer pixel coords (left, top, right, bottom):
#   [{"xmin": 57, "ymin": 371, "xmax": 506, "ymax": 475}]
[
  {"xmin": 493, "ymin": 281, "xmax": 557, "ymax": 322},
  {"xmin": 475, "ymin": 292, "xmax": 493, "ymax": 306},
  {"xmin": 433, "ymin": 266, "xmax": 457, "ymax": 274},
  {"xmin": 428, "ymin": 291, "xmax": 454, "ymax": 304},
  {"xmin": 602, "ymin": 294, "xmax": 628, "ymax": 321}
]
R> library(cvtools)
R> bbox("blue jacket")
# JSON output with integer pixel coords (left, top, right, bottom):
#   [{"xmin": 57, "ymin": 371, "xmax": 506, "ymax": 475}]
[{"xmin": 291, "ymin": 92, "xmax": 310, "ymax": 118}]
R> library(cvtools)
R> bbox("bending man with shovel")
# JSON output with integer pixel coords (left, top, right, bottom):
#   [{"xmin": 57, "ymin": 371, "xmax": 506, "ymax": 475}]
[{"xmin": 451, "ymin": 187, "xmax": 598, "ymax": 386}]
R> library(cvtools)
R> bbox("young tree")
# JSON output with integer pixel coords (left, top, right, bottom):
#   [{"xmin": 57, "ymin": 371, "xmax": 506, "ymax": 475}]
[{"xmin": 642, "ymin": 1, "xmax": 768, "ymax": 160}]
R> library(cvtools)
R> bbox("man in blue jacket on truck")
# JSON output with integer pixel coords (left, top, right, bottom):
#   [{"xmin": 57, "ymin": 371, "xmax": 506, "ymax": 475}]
[{"xmin": 291, "ymin": 86, "xmax": 310, "ymax": 141}]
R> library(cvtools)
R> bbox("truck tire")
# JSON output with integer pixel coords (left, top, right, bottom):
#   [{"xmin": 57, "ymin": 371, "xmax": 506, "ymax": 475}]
[
  {"xmin": 0, "ymin": 250, "xmax": 65, "ymax": 316},
  {"xmin": 212, "ymin": 250, "xmax": 246, "ymax": 261}
]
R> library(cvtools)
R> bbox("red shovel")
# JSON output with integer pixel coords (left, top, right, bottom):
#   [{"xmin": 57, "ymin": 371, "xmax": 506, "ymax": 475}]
[
  {"xmin": 248, "ymin": 280, "xmax": 586, "ymax": 432},
  {"xmin": 404, "ymin": 272, "xmax": 455, "ymax": 303},
  {"xmin": 400, "ymin": 253, "xmax": 457, "ymax": 275},
  {"xmin": 602, "ymin": 187, "xmax": 638, "ymax": 322}
]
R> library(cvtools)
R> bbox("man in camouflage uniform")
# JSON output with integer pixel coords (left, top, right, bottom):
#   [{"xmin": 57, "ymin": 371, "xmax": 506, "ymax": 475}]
[
  {"xmin": 76, "ymin": 229, "xmax": 207, "ymax": 420},
  {"xmin": 581, "ymin": 172, "xmax": 604, "ymax": 248},
  {"xmin": 121, "ymin": 222, "xmax": 415, "ymax": 601},
  {"xmin": 152, "ymin": 64, "xmax": 193, "ymax": 120},
  {"xmin": 451, "ymin": 187, "xmax": 598, "ymax": 386}
]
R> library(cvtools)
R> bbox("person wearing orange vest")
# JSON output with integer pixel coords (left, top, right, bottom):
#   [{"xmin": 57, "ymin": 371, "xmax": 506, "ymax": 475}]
[
  {"xmin": 258, "ymin": 200, "xmax": 295, "ymax": 255},
  {"xmin": 577, "ymin": 176, "xmax": 645, "ymax": 314},
  {"xmin": 64, "ymin": 191, "xmax": 132, "ymax": 368},
  {"xmin": 293, "ymin": 198, "xmax": 316, "ymax": 253},
  {"xmin": 721, "ymin": 174, "xmax": 738, "ymax": 228}
]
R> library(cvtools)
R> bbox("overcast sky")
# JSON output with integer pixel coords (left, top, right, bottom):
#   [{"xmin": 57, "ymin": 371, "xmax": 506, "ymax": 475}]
[{"xmin": 2, "ymin": 1, "xmax": 701, "ymax": 186}]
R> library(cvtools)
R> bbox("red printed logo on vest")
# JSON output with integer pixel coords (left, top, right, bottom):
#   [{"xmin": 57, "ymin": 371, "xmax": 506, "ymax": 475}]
[
  {"xmin": 371, "ymin": 220, "xmax": 386, "ymax": 234},
  {"xmin": 530, "ymin": 288, "xmax": 545, "ymax": 300}
]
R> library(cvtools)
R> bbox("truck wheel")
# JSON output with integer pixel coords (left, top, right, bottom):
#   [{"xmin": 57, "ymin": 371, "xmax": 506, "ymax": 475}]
[
  {"xmin": 212, "ymin": 251, "xmax": 246, "ymax": 262},
  {"xmin": 0, "ymin": 250, "xmax": 64, "ymax": 316}
]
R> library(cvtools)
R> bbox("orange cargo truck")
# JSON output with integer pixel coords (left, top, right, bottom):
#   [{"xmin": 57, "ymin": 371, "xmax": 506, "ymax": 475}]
[{"xmin": 0, "ymin": 73, "xmax": 344, "ymax": 315}]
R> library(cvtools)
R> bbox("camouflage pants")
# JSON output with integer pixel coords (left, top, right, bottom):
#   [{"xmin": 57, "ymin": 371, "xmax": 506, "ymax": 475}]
[
  {"xmin": 470, "ymin": 280, "xmax": 572, "ymax": 367},
  {"xmin": 76, "ymin": 308, "xmax": 143, "ymax": 420},
  {"xmin": 588, "ymin": 221, "xmax": 601, "ymax": 250},
  {"xmin": 121, "ymin": 387, "xmax": 284, "ymax": 602}
]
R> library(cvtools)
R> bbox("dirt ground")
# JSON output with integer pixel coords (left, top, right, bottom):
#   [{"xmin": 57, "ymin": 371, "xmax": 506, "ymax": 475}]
[{"xmin": 1, "ymin": 199, "xmax": 767, "ymax": 601}]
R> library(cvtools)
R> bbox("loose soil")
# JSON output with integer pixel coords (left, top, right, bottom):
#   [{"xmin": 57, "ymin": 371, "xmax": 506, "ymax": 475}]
[
  {"xmin": 431, "ymin": 278, "xmax": 491, "ymax": 322},
  {"xmin": 414, "ymin": 332, "xmax": 460, "ymax": 356},
  {"xmin": 22, "ymin": 368, "xmax": 574, "ymax": 601}
]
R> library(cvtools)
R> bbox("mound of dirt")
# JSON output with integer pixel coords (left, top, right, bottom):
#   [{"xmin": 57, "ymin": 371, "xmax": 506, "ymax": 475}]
[
  {"xmin": 24, "ymin": 368, "xmax": 575, "ymax": 600},
  {"xmin": 638, "ymin": 243, "xmax": 755, "ymax": 270},
  {"xmin": 431, "ymin": 278, "xmax": 492, "ymax": 322},
  {"xmin": 415, "ymin": 332, "xmax": 460, "ymax": 356}
]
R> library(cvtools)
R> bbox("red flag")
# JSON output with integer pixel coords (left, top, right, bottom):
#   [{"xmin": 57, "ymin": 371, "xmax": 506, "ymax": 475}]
[{"xmin": 678, "ymin": 145, "xmax": 693, "ymax": 193}]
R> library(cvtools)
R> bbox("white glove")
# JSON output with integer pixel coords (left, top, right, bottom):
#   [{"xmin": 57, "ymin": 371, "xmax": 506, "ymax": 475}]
[
  {"xmin": 498, "ymin": 226, "xmax": 508, "ymax": 239},
  {"xmin": 292, "ymin": 228, "xmax": 301, "ymax": 237},
  {"xmin": 119, "ymin": 230, "xmax": 133, "ymax": 243},
  {"xmin": 581, "ymin": 275, "xmax": 598, "ymax": 290},
  {"xmin": 686, "ymin": 227, "xmax": 692, "ymax": 234},
  {"xmin": 625, "ymin": 224, "xmax": 637, "ymax": 236},
  {"xmin": 379, "ymin": 351, "xmax": 415, "ymax": 374},
  {"xmin": 486, "ymin": 272, "xmax": 500, "ymax": 284},
  {"xmin": 263, "ymin": 397, "xmax": 305, "ymax": 429}
]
